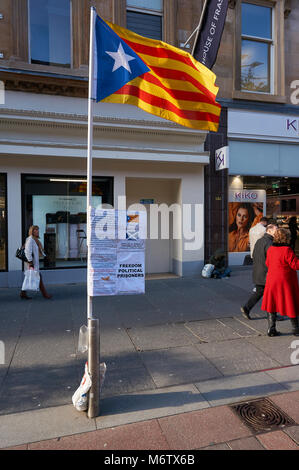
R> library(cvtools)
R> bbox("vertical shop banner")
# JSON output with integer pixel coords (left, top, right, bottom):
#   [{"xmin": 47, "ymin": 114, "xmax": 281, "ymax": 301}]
[
  {"xmin": 88, "ymin": 208, "xmax": 146, "ymax": 296},
  {"xmin": 193, "ymin": 0, "xmax": 229, "ymax": 69},
  {"xmin": 228, "ymin": 189, "xmax": 266, "ymax": 258}
]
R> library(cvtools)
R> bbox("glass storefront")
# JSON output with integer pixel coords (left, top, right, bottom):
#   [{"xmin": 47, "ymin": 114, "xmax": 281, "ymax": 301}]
[
  {"xmin": 0, "ymin": 174, "xmax": 7, "ymax": 271},
  {"xmin": 229, "ymin": 175, "xmax": 299, "ymax": 256},
  {"xmin": 22, "ymin": 174, "xmax": 113, "ymax": 269}
]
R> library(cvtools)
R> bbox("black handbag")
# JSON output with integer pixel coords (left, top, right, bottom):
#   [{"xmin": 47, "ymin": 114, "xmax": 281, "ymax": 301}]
[{"xmin": 15, "ymin": 246, "xmax": 28, "ymax": 263}]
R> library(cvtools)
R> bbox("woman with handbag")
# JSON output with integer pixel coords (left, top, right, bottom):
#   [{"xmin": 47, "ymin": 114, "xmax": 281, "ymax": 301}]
[{"xmin": 20, "ymin": 225, "xmax": 52, "ymax": 300}]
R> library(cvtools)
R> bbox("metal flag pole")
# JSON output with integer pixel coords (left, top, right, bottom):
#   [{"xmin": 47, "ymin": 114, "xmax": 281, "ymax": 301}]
[
  {"xmin": 181, "ymin": 26, "xmax": 200, "ymax": 49},
  {"xmin": 86, "ymin": 6, "xmax": 100, "ymax": 419},
  {"xmin": 191, "ymin": 0, "xmax": 208, "ymax": 55}
]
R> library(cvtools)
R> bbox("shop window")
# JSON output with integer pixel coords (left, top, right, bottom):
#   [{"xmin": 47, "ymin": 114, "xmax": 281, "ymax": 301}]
[
  {"xmin": 22, "ymin": 175, "xmax": 113, "ymax": 269},
  {"xmin": 0, "ymin": 174, "xmax": 7, "ymax": 272},
  {"xmin": 241, "ymin": 2, "xmax": 273, "ymax": 93},
  {"xmin": 126, "ymin": 0, "xmax": 163, "ymax": 40},
  {"xmin": 230, "ymin": 175, "xmax": 299, "ymax": 221},
  {"xmin": 281, "ymin": 199, "xmax": 296, "ymax": 212},
  {"xmin": 28, "ymin": 0, "xmax": 71, "ymax": 67}
]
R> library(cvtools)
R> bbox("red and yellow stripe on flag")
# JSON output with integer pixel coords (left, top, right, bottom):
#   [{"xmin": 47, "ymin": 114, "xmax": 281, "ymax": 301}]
[{"xmin": 103, "ymin": 21, "xmax": 221, "ymax": 132}]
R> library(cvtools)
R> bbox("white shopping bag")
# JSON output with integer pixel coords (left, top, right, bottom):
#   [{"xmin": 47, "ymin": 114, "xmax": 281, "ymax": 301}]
[
  {"xmin": 201, "ymin": 264, "xmax": 215, "ymax": 278},
  {"xmin": 72, "ymin": 361, "xmax": 107, "ymax": 412},
  {"xmin": 72, "ymin": 362, "xmax": 92, "ymax": 412},
  {"xmin": 22, "ymin": 269, "xmax": 40, "ymax": 291}
]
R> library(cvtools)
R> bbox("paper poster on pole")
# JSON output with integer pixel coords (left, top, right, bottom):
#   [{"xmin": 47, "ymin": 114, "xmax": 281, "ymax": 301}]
[
  {"xmin": 116, "ymin": 251, "xmax": 145, "ymax": 295},
  {"xmin": 88, "ymin": 208, "xmax": 145, "ymax": 296}
]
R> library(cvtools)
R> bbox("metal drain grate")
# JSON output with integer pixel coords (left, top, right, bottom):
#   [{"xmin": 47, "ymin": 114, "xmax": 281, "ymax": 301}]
[{"xmin": 230, "ymin": 398, "xmax": 295, "ymax": 433}]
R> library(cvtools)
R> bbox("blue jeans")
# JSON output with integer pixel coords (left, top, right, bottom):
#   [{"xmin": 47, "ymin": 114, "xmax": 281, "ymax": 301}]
[{"xmin": 212, "ymin": 268, "xmax": 231, "ymax": 278}]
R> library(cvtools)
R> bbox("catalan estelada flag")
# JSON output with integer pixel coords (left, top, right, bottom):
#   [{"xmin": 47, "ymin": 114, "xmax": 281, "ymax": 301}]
[{"xmin": 92, "ymin": 15, "xmax": 221, "ymax": 132}]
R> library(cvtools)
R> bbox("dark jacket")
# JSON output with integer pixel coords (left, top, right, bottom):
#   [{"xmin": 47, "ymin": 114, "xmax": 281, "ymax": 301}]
[{"xmin": 252, "ymin": 233, "xmax": 274, "ymax": 286}]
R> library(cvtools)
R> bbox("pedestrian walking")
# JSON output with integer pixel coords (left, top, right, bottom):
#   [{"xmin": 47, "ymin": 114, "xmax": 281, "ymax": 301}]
[
  {"xmin": 288, "ymin": 216, "xmax": 298, "ymax": 252},
  {"xmin": 249, "ymin": 216, "xmax": 268, "ymax": 257},
  {"xmin": 261, "ymin": 228, "xmax": 299, "ymax": 337},
  {"xmin": 20, "ymin": 225, "xmax": 52, "ymax": 300},
  {"xmin": 240, "ymin": 224, "xmax": 277, "ymax": 320}
]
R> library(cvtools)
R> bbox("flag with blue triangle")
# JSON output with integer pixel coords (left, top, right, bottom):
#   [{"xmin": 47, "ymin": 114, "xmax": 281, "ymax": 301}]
[{"xmin": 92, "ymin": 15, "xmax": 150, "ymax": 102}]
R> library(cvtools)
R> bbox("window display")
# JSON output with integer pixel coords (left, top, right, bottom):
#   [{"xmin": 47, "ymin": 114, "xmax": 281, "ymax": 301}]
[
  {"xmin": 229, "ymin": 175, "xmax": 299, "ymax": 257},
  {"xmin": 0, "ymin": 174, "xmax": 7, "ymax": 271},
  {"xmin": 22, "ymin": 175, "xmax": 113, "ymax": 269}
]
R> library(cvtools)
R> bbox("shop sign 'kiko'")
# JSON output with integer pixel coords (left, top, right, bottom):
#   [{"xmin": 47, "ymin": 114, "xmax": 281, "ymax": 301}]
[{"xmin": 234, "ymin": 191, "xmax": 258, "ymax": 200}]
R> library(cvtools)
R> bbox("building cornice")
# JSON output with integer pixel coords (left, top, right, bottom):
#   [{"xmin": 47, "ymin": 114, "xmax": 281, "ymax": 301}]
[
  {"xmin": 0, "ymin": 137, "xmax": 206, "ymax": 155},
  {"xmin": 0, "ymin": 106, "xmax": 209, "ymax": 164},
  {"xmin": 0, "ymin": 107, "xmax": 208, "ymax": 142},
  {"xmin": 0, "ymin": 138, "xmax": 209, "ymax": 164}
]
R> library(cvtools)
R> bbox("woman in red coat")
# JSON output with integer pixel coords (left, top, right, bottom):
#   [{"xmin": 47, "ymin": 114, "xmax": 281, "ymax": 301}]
[{"xmin": 262, "ymin": 228, "xmax": 299, "ymax": 337}]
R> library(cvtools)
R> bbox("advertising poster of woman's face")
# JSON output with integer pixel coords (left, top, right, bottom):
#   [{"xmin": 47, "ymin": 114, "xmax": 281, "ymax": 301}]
[
  {"xmin": 228, "ymin": 202, "xmax": 264, "ymax": 252},
  {"xmin": 236, "ymin": 207, "xmax": 250, "ymax": 230}
]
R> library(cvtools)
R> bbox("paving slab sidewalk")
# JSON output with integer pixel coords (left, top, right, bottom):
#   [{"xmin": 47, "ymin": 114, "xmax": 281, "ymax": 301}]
[
  {"xmin": 2, "ymin": 389, "xmax": 299, "ymax": 450},
  {"xmin": 0, "ymin": 267, "xmax": 299, "ymax": 449}
]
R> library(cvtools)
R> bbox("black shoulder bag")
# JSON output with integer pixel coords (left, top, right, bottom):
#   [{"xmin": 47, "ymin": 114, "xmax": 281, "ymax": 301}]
[{"xmin": 15, "ymin": 246, "xmax": 29, "ymax": 263}]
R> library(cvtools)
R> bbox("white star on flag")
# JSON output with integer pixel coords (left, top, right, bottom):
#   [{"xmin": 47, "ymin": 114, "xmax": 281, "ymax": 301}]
[{"xmin": 106, "ymin": 42, "xmax": 136, "ymax": 73}]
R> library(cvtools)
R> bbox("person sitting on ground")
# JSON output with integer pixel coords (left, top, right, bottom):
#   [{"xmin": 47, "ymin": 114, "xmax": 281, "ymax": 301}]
[{"xmin": 209, "ymin": 249, "xmax": 231, "ymax": 279}]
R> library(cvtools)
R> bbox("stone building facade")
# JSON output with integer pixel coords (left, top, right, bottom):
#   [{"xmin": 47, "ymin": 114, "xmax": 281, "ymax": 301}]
[{"xmin": 0, "ymin": 0, "xmax": 298, "ymax": 285}]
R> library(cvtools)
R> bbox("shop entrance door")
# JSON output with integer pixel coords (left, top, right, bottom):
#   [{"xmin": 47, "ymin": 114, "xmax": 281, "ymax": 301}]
[
  {"xmin": 143, "ymin": 202, "xmax": 171, "ymax": 274},
  {"xmin": 126, "ymin": 178, "xmax": 177, "ymax": 274}
]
